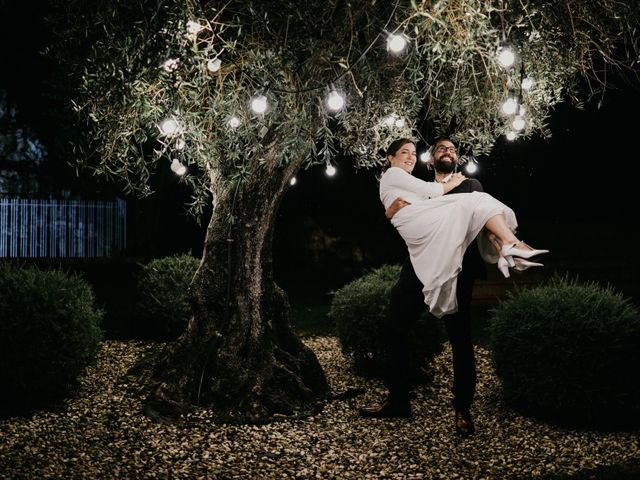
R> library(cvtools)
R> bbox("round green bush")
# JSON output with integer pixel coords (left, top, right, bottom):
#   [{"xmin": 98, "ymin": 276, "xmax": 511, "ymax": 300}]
[
  {"xmin": 0, "ymin": 265, "xmax": 103, "ymax": 415},
  {"xmin": 329, "ymin": 264, "xmax": 445, "ymax": 378},
  {"xmin": 488, "ymin": 275, "xmax": 640, "ymax": 429},
  {"xmin": 136, "ymin": 254, "xmax": 199, "ymax": 339}
]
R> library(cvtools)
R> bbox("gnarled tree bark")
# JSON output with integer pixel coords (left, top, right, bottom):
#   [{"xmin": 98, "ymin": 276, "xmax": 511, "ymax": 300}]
[{"xmin": 148, "ymin": 146, "xmax": 328, "ymax": 418}]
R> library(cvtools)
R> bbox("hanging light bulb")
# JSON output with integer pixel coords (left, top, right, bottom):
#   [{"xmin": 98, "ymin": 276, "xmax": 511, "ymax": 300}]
[
  {"xmin": 170, "ymin": 159, "xmax": 187, "ymax": 175},
  {"xmin": 325, "ymin": 165, "xmax": 336, "ymax": 177},
  {"xmin": 326, "ymin": 90, "xmax": 345, "ymax": 112},
  {"xmin": 497, "ymin": 46, "xmax": 516, "ymax": 68},
  {"xmin": 521, "ymin": 77, "xmax": 534, "ymax": 90},
  {"xmin": 186, "ymin": 20, "xmax": 204, "ymax": 35},
  {"xmin": 387, "ymin": 33, "xmax": 408, "ymax": 54},
  {"xmin": 512, "ymin": 115, "xmax": 526, "ymax": 131},
  {"xmin": 501, "ymin": 98, "xmax": 518, "ymax": 115},
  {"xmin": 289, "ymin": 176, "xmax": 297, "ymax": 186},
  {"xmin": 465, "ymin": 163, "xmax": 477, "ymax": 174},
  {"xmin": 207, "ymin": 58, "xmax": 222, "ymax": 72},
  {"xmin": 163, "ymin": 58, "xmax": 179, "ymax": 72},
  {"xmin": 250, "ymin": 95, "xmax": 268, "ymax": 114},
  {"xmin": 159, "ymin": 118, "xmax": 180, "ymax": 136},
  {"xmin": 227, "ymin": 116, "xmax": 241, "ymax": 128},
  {"xmin": 506, "ymin": 131, "xmax": 517, "ymax": 141},
  {"xmin": 419, "ymin": 151, "xmax": 430, "ymax": 163}
]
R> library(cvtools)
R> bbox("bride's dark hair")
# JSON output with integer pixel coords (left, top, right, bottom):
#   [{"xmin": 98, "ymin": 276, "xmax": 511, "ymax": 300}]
[{"xmin": 385, "ymin": 138, "xmax": 416, "ymax": 157}]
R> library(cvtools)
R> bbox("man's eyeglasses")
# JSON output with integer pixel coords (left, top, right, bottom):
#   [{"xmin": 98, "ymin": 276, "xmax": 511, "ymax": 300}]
[{"xmin": 435, "ymin": 146, "xmax": 457, "ymax": 154}]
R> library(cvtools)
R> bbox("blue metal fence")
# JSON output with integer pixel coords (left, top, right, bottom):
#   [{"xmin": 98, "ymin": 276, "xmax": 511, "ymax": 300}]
[{"xmin": 0, "ymin": 198, "xmax": 126, "ymax": 258}]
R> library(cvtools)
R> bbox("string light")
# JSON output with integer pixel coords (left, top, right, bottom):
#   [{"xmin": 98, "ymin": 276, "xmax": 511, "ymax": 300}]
[
  {"xmin": 326, "ymin": 89, "xmax": 345, "ymax": 112},
  {"xmin": 159, "ymin": 118, "xmax": 180, "ymax": 136},
  {"xmin": 512, "ymin": 115, "xmax": 525, "ymax": 131},
  {"xmin": 163, "ymin": 58, "xmax": 179, "ymax": 72},
  {"xmin": 170, "ymin": 159, "xmax": 187, "ymax": 175},
  {"xmin": 157, "ymin": 12, "xmax": 541, "ymax": 166},
  {"xmin": 387, "ymin": 33, "xmax": 408, "ymax": 54},
  {"xmin": 289, "ymin": 176, "xmax": 297, "ymax": 186},
  {"xmin": 501, "ymin": 98, "xmax": 518, "ymax": 115},
  {"xmin": 250, "ymin": 95, "xmax": 268, "ymax": 114},
  {"xmin": 207, "ymin": 58, "xmax": 222, "ymax": 72},
  {"xmin": 227, "ymin": 116, "xmax": 241, "ymax": 128},
  {"xmin": 186, "ymin": 20, "xmax": 204, "ymax": 35},
  {"xmin": 497, "ymin": 46, "xmax": 516, "ymax": 68}
]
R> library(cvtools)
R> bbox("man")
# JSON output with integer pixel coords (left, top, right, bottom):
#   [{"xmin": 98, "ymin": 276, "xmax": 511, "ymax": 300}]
[{"xmin": 360, "ymin": 137, "xmax": 485, "ymax": 436}]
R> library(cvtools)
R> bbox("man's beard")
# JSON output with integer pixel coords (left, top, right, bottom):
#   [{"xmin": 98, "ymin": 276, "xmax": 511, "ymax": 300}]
[{"xmin": 434, "ymin": 157, "xmax": 456, "ymax": 173}]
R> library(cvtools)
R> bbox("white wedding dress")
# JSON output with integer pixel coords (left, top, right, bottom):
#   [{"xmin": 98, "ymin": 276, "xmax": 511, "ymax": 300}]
[{"xmin": 379, "ymin": 167, "xmax": 518, "ymax": 318}]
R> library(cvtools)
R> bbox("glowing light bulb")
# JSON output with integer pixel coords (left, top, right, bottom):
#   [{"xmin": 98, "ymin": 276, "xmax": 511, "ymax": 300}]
[
  {"xmin": 163, "ymin": 58, "xmax": 179, "ymax": 72},
  {"xmin": 250, "ymin": 95, "xmax": 268, "ymax": 114},
  {"xmin": 289, "ymin": 176, "xmax": 297, "ymax": 186},
  {"xmin": 497, "ymin": 47, "xmax": 516, "ymax": 68},
  {"xmin": 387, "ymin": 34, "xmax": 408, "ymax": 53},
  {"xmin": 186, "ymin": 20, "xmax": 203, "ymax": 35},
  {"xmin": 160, "ymin": 118, "xmax": 180, "ymax": 136},
  {"xmin": 170, "ymin": 159, "xmax": 186, "ymax": 175},
  {"xmin": 326, "ymin": 90, "xmax": 345, "ymax": 111},
  {"xmin": 207, "ymin": 58, "xmax": 221, "ymax": 72},
  {"xmin": 227, "ymin": 116, "xmax": 241, "ymax": 128},
  {"xmin": 326, "ymin": 165, "xmax": 336, "ymax": 177},
  {"xmin": 465, "ymin": 163, "xmax": 477, "ymax": 174},
  {"xmin": 419, "ymin": 151, "xmax": 430, "ymax": 163},
  {"xmin": 512, "ymin": 115, "xmax": 525, "ymax": 131},
  {"xmin": 501, "ymin": 98, "xmax": 518, "ymax": 115},
  {"xmin": 521, "ymin": 78, "xmax": 534, "ymax": 90},
  {"xmin": 506, "ymin": 131, "xmax": 517, "ymax": 141}
]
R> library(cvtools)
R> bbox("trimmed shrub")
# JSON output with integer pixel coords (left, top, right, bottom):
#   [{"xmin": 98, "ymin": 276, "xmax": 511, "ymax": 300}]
[
  {"xmin": 488, "ymin": 275, "xmax": 640, "ymax": 429},
  {"xmin": 329, "ymin": 264, "xmax": 445, "ymax": 378},
  {"xmin": 136, "ymin": 254, "xmax": 199, "ymax": 339},
  {"xmin": 0, "ymin": 265, "xmax": 103, "ymax": 415}
]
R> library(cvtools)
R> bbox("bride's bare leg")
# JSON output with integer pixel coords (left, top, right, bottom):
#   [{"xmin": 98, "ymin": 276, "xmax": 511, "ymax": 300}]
[
  {"xmin": 486, "ymin": 231, "xmax": 503, "ymax": 255},
  {"xmin": 484, "ymin": 214, "xmax": 520, "ymax": 248}
]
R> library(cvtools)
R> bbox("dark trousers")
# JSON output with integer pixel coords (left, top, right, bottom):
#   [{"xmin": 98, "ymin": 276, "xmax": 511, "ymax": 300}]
[{"xmin": 383, "ymin": 258, "xmax": 476, "ymax": 413}]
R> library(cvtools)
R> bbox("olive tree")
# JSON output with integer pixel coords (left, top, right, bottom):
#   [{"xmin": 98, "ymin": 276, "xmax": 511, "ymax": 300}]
[{"xmin": 47, "ymin": 0, "xmax": 639, "ymax": 418}]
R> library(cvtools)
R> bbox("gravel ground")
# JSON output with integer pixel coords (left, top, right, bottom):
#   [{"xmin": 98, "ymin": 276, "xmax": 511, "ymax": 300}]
[{"xmin": 1, "ymin": 338, "xmax": 639, "ymax": 479}]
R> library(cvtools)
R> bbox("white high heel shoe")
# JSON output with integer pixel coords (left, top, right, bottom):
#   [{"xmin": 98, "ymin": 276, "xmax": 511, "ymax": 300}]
[
  {"xmin": 501, "ymin": 241, "xmax": 549, "ymax": 260},
  {"xmin": 497, "ymin": 256, "xmax": 511, "ymax": 278},
  {"xmin": 512, "ymin": 257, "xmax": 544, "ymax": 271}
]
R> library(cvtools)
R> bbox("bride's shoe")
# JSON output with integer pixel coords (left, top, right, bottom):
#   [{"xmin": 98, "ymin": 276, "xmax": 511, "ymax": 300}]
[
  {"xmin": 497, "ymin": 256, "xmax": 511, "ymax": 278},
  {"xmin": 512, "ymin": 257, "xmax": 544, "ymax": 272},
  {"xmin": 501, "ymin": 241, "xmax": 549, "ymax": 260}
]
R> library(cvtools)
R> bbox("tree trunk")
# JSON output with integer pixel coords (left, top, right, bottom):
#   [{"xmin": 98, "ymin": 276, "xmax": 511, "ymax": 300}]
[{"xmin": 147, "ymin": 148, "xmax": 328, "ymax": 419}]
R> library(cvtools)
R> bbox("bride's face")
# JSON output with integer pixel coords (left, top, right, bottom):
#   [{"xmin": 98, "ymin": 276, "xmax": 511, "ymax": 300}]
[{"xmin": 388, "ymin": 142, "xmax": 417, "ymax": 173}]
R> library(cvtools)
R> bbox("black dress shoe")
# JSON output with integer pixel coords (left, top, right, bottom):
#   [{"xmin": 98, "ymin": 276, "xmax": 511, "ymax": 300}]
[
  {"xmin": 359, "ymin": 400, "xmax": 412, "ymax": 418},
  {"xmin": 455, "ymin": 410, "xmax": 475, "ymax": 436}
]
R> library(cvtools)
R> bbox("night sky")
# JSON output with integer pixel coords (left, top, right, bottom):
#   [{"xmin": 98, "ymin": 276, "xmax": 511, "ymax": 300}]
[{"xmin": 2, "ymin": 1, "xmax": 639, "ymax": 303}]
